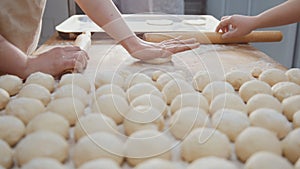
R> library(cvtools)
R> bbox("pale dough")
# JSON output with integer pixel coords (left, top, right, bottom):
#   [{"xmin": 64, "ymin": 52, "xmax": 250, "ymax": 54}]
[
  {"xmin": 5, "ymin": 97, "xmax": 45, "ymax": 125},
  {"xmin": 202, "ymin": 81, "xmax": 235, "ymax": 103},
  {"xmin": 282, "ymin": 128, "xmax": 300, "ymax": 163},
  {"xmin": 18, "ymin": 83, "xmax": 51, "ymax": 106},
  {"xmin": 169, "ymin": 107, "xmax": 210, "ymax": 140},
  {"xmin": 123, "ymin": 106, "xmax": 164, "ymax": 136},
  {"xmin": 209, "ymin": 93, "xmax": 246, "ymax": 114},
  {"xmin": 211, "ymin": 109, "xmax": 250, "ymax": 142},
  {"xmin": 293, "ymin": 110, "xmax": 300, "ymax": 128},
  {"xmin": 282, "ymin": 95, "xmax": 300, "ymax": 121},
  {"xmin": 0, "ymin": 74, "xmax": 23, "ymax": 96},
  {"xmin": 0, "ymin": 139, "xmax": 13, "ymax": 169},
  {"xmin": 187, "ymin": 157, "xmax": 238, "ymax": 169},
  {"xmin": 235, "ymin": 127, "xmax": 282, "ymax": 162},
  {"xmin": 46, "ymin": 98, "xmax": 85, "ymax": 126},
  {"xmin": 181, "ymin": 127, "xmax": 231, "ymax": 162},
  {"xmin": 53, "ymin": 84, "xmax": 89, "ymax": 106},
  {"xmin": 95, "ymin": 84, "xmax": 126, "ymax": 98},
  {"xmin": 73, "ymin": 132, "xmax": 124, "ymax": 167},
  {"xmin": 134, "ymin": 158, "xmax": 176, "ymax": 169},
  {"xmin": 74, "ymin": 113, "xmax": 118, "ymax": 141},
  {"xmin": 25, "ymin": 72, "xmax": 55, "ymax": 92},
  {"xmin": 182, "ymin": 19, "xmax": 206, "ymax": 26},
  {"xmin": 151, "ymin": 70, "xmax": 164, "ymax": 81},
  {"xmin": 142, "ymin": 56, "xmax": 172, "ymax": 64},
  {"xmin": 124, "ymin": 129, "xmax": 172, "ymax": 166},
  {"xmin": 285, "ymin": 68, "xmax": 300, "ymax": 85},
  {"xmin": 15, "ymin": 131, "xmax": 68, "ymax": 166},
  {"xmin": 0, "ymin": 88, "xmax": 9, "ymax": 110},
  {"xmin": 249, "ymin": 108, "xmax": 292, "ymax": 139},
  {"xmin": 192, "ymin": 71, "xmax": 219, "ymax": 92},
  {"xmin": 94, "ymin": 71, "xmax": 125, "ymax": 89},
  {"xmin": 244, "ymin": 151, "xmax": 294, "ymax": 169},
  {"xmin": 58, "ymin": 73, "xmax": 91, "ymax": 92},
  {"xmin": 239, "ymin": 80, "xmax": 272, "ymax": 102},
  {"xmin": 91, "ymin": 94, "xmax": 129, "ymax": 124},
  {"xmin": 26, "ymin": 112, "xmax": 70, "ymax": 139},
  {"xmin": 126, "ymin": 83, "xmax": 163, "ymax": 102},
  {"xmin": 21, "ymin": 158, "xmax": 66, "ymax": 169},
  {"xmin": 225, "ymin": 70, "xmax": 252, "ymax": 90},
  {"xmin": 156, "ymin": 72, "xmax": 185, "ymax": 91},
  {"xmin": 271, "ymin": 81, "xmax": 300, "ymax": 102},
  {"xmin": 77, "ymin": 159, "xmax": 121, "ymax": 169},
  {"xmin": 295, "ymin": 158, "xmax": 300, "ymax": 169},
  {"xmin": 146, "ymin": 19, "xmax": 173, "ymax": 26},
  {"xmin": 251, "ymin": 67, "xmax": 262, "ymax": 78},
  {"xmin": 259, "ymin": 68, "xmax": 288, "ymax": 86},
  {"xmin": 0, "ymin": 116, "xmax": 25, "ymax": 146},
  {"xmin": 246, "ymin": 93, "xmax": 283, "ymax": 115},
  {"xmin": 124, "ymin": 73, "xmax": 153, "ymax": 90}
]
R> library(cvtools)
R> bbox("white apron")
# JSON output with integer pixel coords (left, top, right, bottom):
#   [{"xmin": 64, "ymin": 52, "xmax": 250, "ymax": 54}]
[{"xmin": 0, "ymin": 0, "xmax": 47, "ymax": 55}]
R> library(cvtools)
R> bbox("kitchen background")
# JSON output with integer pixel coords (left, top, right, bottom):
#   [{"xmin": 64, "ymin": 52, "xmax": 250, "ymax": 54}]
[{"xmin": 40, "ymin": 0, "xmax": 300, "ymax": 68}]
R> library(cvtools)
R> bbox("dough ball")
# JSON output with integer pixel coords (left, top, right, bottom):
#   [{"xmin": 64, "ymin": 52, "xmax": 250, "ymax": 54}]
[
  {"xmin": 15, "ymin": 131, "xmax": 69, "ymax": 166},
  {"xmin": 246, "ymin": 94, "xmax": 282, "ymax": 115},
  {"xmin": 125, "ymin": 129, "xmax": 172, "ymax": 166},
  {"xmin": 0, "ymin": 139, "xmax": 13, "ymax": 169},
  {"xmin": 123, "ymin": 106, "xmax": 164, "ymax": 136},
  {"xmin": 295, "ymin": 158, "xmax": 300, "ymax": 169},
  {"xmin": 78, "ymin": 158, "xmax": 121, "ymax": 169},
  {"xmin": 259, "ymin": 68, "xmax": 288, "ymax": 86},
  {"xmin": 92, "ymin": 94, "xmax": 129, "ymax": 124},
  {"xmin": 124, "ymin": 73, "xmax": 153, "ymax": 90},
  {"xmin": 0, "ymin": 74, "xmax": 23, "ymax": 96},
  {"xmin": 170, "ymin": 107, "xmax": 210, "ymax": 140},
  {"xmin": 235, "ymin": 127, "xmax": 282, "ymax": 162},
  {"xmin": 95, "ymin": 84, "xmax": 126, "ymax": 98},
  {"xmin": 0, "ymin": 88, "xmax": 9, "ymax": 110},
  {"xmin": 251, "ymin": 67, "xmax": 262, "ymax": 78},
  {"xmin": 249, "ymin": 108, "xmax": 292, "ymax": 139},
  {"xmin": 282, "ymin": 95, "xmax": 300, "ymax": 121},
  {"xmin": 74, "ymin": 113, "xmax": 118, "ymax": 141},
  {"xmin": 5, "ymin": 97, "xmax": 45, "ymax": 125},
  {"xmin": 58, "ymin": 73, "xmax": 91, "ymax": 92},
  {"xmin": 282, "ymin": 128, "xmax": 300, "ymax": 163},
  {"xmin": 239, "ymin": 80, "xmax": 272, "ymax": 102},
  {"xmin": 272, "ymin": 82, "xmax": 300, "ymax": 102},
  {"xmin": 192, "ymin": 71, "xmax": 219, "ymax": 92},
  {"xmin": 94, "ymin": 71, "xmax": 124, "ymax": 89},
  {"xmin": 46, "ymin": 98, "xmax": 85, "ymax": 126},
  {"xmin": 73, "ymin": 132, "xmax": 124, "ymax": 167},
  {"xmin": 202, "ymin": 81, "xmax": 235, "ymax": 103},
  {"xmin": 293, "ymin": 110, "xmax": 300, "ymax": 128},
  {"xmin": 0, "ymin": 115, "xmax": 25, "ymax": 146},
  {"xmin": 151, "ymin": 70, "xmax": 164, "ymax": 81},
  {"xmin": 170, "ymin": 92, "xmax": 209, "ymax": 115},
  {"xmin": 134, "ymin": 158, "xmax": 176, "ymax": 169},
  {"xmin": 25, "ymin": 72, "xmax": 55, "ymax": 92},
  {"xmin": 244, "ymin": 151, "xmax": 293, "ymax": 169},
  {"xmin": 53, "ymin": 84, "xmax": 89, "ymax": 106},
  {"xmin": 181, "ymin": 127, "xmax": 231, "ymax": 162},
  {"xmin": 225, "ymin": 70, "xmax": 252, "ymax": 90},
  {"xmin": 21, "ymin": 158, "xmax": 66, "ymax": 169},
  {"xmin": 126, "ymin": 83, "xmax": 163, "ymax": 102},
  {"xmin": 285, "ymin": 68, "xmax": 300, "ymax": 85},
  {"xmin": 143, "ymin": 56, "xmax": 172, "ymax": 64},
  {"xmin": 26, "ymin": 112, "xmax": 69, "ymax": 139},
  {"xmin": 131, "ymin": 94, "xmax": 168, "ymax": 117},
  {"xmin": 162, "ymin": 79, "xmax": 194, "ymax": 105},
  {"xmin": 18, "ymin": 83, "xmax": 51, "ymax": 106},
  {"xmin": 212, "ymin": 109, "xmax": 250, "ymax": 142},
  {"xmin": 187, "ymin": 156, "xmax": 238, "ymax": 169},
  {"xmin": 156, "ymin": 72, "xmax": 185, "ymax": 91},
  {"xmin": 209, "ymin": 93, "xmax": 246, "ymax": 114}
]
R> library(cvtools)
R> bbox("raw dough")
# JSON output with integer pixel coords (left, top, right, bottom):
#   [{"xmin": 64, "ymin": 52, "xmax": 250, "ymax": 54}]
[
  {"xmin": 0, "ymin": 115, "xmax": 25, "ymax": 146},
  {"xmin": 259, "ymin": 68, "xmax": 288, "ymax": 86},
  {"xmin": 0, "ymin": 88, "xmax": 9, "ymax": 110},
  {"xmin": 146, "ymin": 19, "xmax": 173, "ymax": 26},
  {"xmin": 46, "ymin": 98, "xmax": 85, "ymax": 126},
  {"xmin": 124, "ymin": 129, "xmax": 172, "ymax": 166},
  {"xmin": 202, "ymin": 81, "xmax": 235, "ymax": 103},
  {"xmin": 211, "ymin": 109, "xmax": 250, "ymax": 142},
  {"xmin": 123, "ymin": 106, "xmax": 164, "ymax": 136},
  {"xmin": 26, "ymin": 112, "xmax": 70, "ymax": 139},
  {"xmin": 282, "ymin": 128, "xmax": 300, "ymax": 163},
  {"xmin": 235, "ymin": 127, "xmax": 282, "ymax": 162},
  {"xmin": 192, "ymin": 71, "xmax": 219, "ymax": 92},
  {"xmin": 239, "ymin": 80, "xmax": 272, "ymax": 102},
  {"xmin": 181, "ymin": 127, "xmax": 231, "ymax": 162},
  {"xmin": 134, "ymin": 158, "xmax": 176, "ymax": 169},
  {"xmin": 124, "ymin": 73, "xmax": 153, "ymax": 90},
  {"xmin": 21, "ymin": 158, "xmax": 66, "ymax": 169},
  {"xmin": 126, "ymin": 83, "xmax": 163, "ymax": 102},
  {"xmin": 182, "ymin": 19, "xmax": 206, "ymax": 26},
  {"xmin": 169, "ymin": 107, "xmax": 210, "ymax": 140},
  {"xmin": 249, "ymin": 108, "xmax": 291, "ymax": 139},
  {"xmin": 285, "ymin": 68, "xmax": 300, "ymax": 85},
  {"xmin": 95, "ymin": 84, "xmax": 126, "ymax": 98},
  {"xmin": 94, "ymin": 71, "xmax": 125, "ymax": 89},
  {"xmin": 282, "ymin": 95, "xmax": 300, "ymax": 121},
  {"xmin": 251, "ymin": 67, "xmax": 262, "ymax": 78},
  {"xmin": 244, "ymin": 151, "xmax": 293, "ymax": 169},
  {"xmin": 170, "ymin": 92, "xmax": 209, "ymax": 115},
  {"xmin": 5, "ymin": 97, "xmax": 45, "ymax": 125},
  {"xmin": 209, "ymin": 93, "xmax": 246, "ymax": 114},
  {"xmin": 92, "ymin": 94, "xmax": 129, "ymax": 124},
  {"xmin": 0, "ymin": 74, "xmax": 23, "ymax": 96},
  {"xmin": 18, "ymin": 83, "xmax": 51, "ymax": 106},
  {"xmin": 246, "ymin": 94, "xmax": 283, "ymax": 115},
  {"xmin": 53, "ymin": 84, "xmax": 89, "ymax": 106},
  {"xmin": 271, "ymin": 81, "xmax": 300, "ymax": 101},
  {"xmin": 0, "ymin": 139, "xmax": 13, "ymax": 169},
  {"xmin": 15, "ymin": 131, "xmax": 68, "ymax": 166},
  {"xmin": 151, "ymin": 70, "xmax": 164, "ymax": 81},
  {"xmin": 73, "ymin": 132, "xmax": 124, "ymax": 167},
  {"xmin": 78, "ymin": 158, "xmax": 121, "ymax": 169},
  {"xmin": 295, "ymin": 158, "xmax": 300, "ymax": 169},
  {"xmin": 142, "ymin": 56, "xmax": 172, "ymax": 64},
  {"xmin": 293, "ymin": 110, "xmax": 300, "ymax": 128},
  {"xmin": 25, "ymin": 72, "xmax": 55, "ymax": 92},
  {"xmin": 156, "ymin": 72, "xmax": 185, "ymax": 91},
  {"xmin": 74, "ymin": 113, "xmax": 118, "ymax": 141},
  {"xmin": 186, "ymin": 156, "xmax": 238, "ymax": 169},
  {"xmin": 225, "ymin": 70, "xmax": 252, "ymax": 90},
  {"xmin": 58, "ymin": 73, "xmax": 91, "ymax": 92}
]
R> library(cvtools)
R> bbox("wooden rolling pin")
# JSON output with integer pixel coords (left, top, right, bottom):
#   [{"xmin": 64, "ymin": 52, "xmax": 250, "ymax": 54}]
[
  {"xmin": 143, "ymin": 31, "xmax": 283, "ymax": 44},
  {"xmin": 74, "ymin": 31, "xmax": 91, "ymax": 52}
]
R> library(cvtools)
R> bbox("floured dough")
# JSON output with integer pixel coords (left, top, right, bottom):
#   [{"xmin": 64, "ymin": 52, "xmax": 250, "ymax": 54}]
[
  {"xmin": 183, "ymin": 19, "xmax": 206, "ymax": 26},
  {"xmin": 192, "ymin": 71, "xmax": 219, "ymax": 92},
  {"xmin": 209, "ymin": 93, "xmax": 246, "ymax": 114},
  {"xmin": 53, "ymin": 84, "xmax": 89, "ymax": 106},
  {"xmin": 134, "ymin": 158, "xmax": 176, "ymax": 169},
  {"xmin": 282, "ymin": 95, "xmax": 300, "ymax": 121},
  {"xmin": 18, "ymin": 83, "xmax": 51, "ymax": 106},
  {"xmin": 259, "ymin": 68, "xmax": 288, "ymax": 86},
  {"xmin": 58, "ymin": 73, "xmax": 91, "ymax": 93},
  {"xmin": 0, "ymin": 74, "xmax": 23, "ymax": 96},
  {"xmin": 25, "ymin": 72, "xmax": 55, "ymax": 92},
  {"xmin": 271, "ymin": 81, "xmax": 300, "ymax": 101},
  {"xmin": 94, "ymin": 71, "xmax": 125, "ymax": 89},
  {"xmin": 246, "ymin": 94, "xmax": 283, "ymax": 115},
  {"xmin": 202, "ymin": 81, "xmax": 235, "ymax": 103},
  {"xmin": 77, "ymin": 159, "xmax": 121, "ymax": 169},
  {"xmin": 293, "ymin": 110, "xmax": 300, "ymax": 128},
  {"xmin": 225, "ymin": 70, "xmax": 252, "ymax": 90},
  {"xmin": 124, "ymin": 73, "xmax": 153, "ymax": 89},
  {"xmin": 126, "ymin": 83, "xmax": 163, "ymax": 102},
  {"xmin": 142, "ymin": 56, "xmax": 172, "ymax": 64},
  {"xmin": 21, "ymin": 158, "xmax": 66, "ymax": 169},
  {"xmin": 187, "ymin": 157, "xmax": 238, "ymax": 169},
  {"xmin": 251, "ymin": 67, "xmax": 262, "ymax": 78},
  {"xmin": 0, "ymin": 139, "xmax": 13, "ymax": 169},
  {"xmin": 146, "ymin": 19, "xmax": 173, "ymax": 26},
  {"xmin": 282, "ymin": 128, "xmax": 300, "ymax": 163},
  {"xmin": 156, "ymin": 72, "xmax": 185, "ymax": 91},
  {"xmin": 295, "ymin": 158, "xmax": 300, "ymax": 169},
  {"xmin": 285, "ymin": 68, "xmax": 300, "ymax": 85},
  {"xmin": 95, "ymin": 84, "xmax": 126, "ymax": 98},
  {"xmin": 0, "ymin": 88, "xmax": 9, "ymax": 110},
  {"xmin": 151, "ymin": 70, "xmax": 164, "ymax": 81},
  {"xmin": 239, "ymin": 80, "xmax": 272, "ymax": 102},
  {"xmin": 0, "ymin": 116, "xmax": 25, "ymax": 146}
]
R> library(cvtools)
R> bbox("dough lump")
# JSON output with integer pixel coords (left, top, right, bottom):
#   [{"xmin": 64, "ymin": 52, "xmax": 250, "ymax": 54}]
[
  {"xmin": 58, "ymin": 73, "xmax": 91, "ymax": 92},
  {"xmin": 282, "ymin": 128, "xmax": 300, "ymax": 163},
  {"xmin": 143, "ymin": 56, "xmax": 172, "ymax": 64},
  {"xmin": 25, "ymin": 72, "xmax": 55, "ymax": 92},
  {"xmin": 0, "ymin": 115, "xmax": 25, "ymax": 146},
  {"xmin": 0, "ymin": 74, "xmax": 23, "ymax": 96},
  {"xmin": 259, "ymin": 68, "xmax": 288, "ymax": 86},
  {"xmin": 225, "ymin": 70, "xmax": 252, "ymax": 90},
  {"xmin": 126, "ymin": 83, "xmax": 163, "ymax": 102},
  {"xmin": 209, "ymin": 93, "xmax": 246, "ymax": 114},
  {"xmin": 21, "ymin": 158, "xmax": 66, "ymax": 169},
  {"xmin": 0, "ymin": 139, "xmax": 13, "ymax": 169},
  {"xmin": 282, "ymin": 95, "xmax": 300, "ymax": 121},
  {"xmin": 192, "ymin": 71, "xmax": 219, "ymax": 92},
  {"xmin": 293, "ymin": 110, "xmax": 300, "ymax": 128},
  {"xmin": 0, "ymin": 88, "xmax": 9, "ymax": 110},
  {"xmin": 239, "ymin": 80, "xmax": 272, "ymax": 102},
  {"xmin": 134, "ymin": 158, "xmax": 176, "ymax": 169},
  {"xmin": 246, "ymin": 94, "xmax": 282, "ymax": 115},
  {"xmin": 18, "ymin": 83, "xmax": 51, "ymax": 106},
  {"xmin": 94, "ymin": 71, "xmax": 124, "ymax": 89},
  {"xmin": 202, "ymin": 81, "xmax": 235, "ymax": 103},
  {"xmin": 95, "ymin": 84, "xmax": 126, "ymax": 98},
  {"xmin": 187, "ymin": 156, "xmax": 238, "ymax": 169},
  {"xmin": 53, "ymin": 84, "xmax": 89, "ymax": 106},
  {"xmin": 285, "ymin": 68, "xmax": 300, "ymax": 85},
  {"xmin": 77, "ymin": 158, "xmax": 121, "ymax": 169},
  {"xmin": 271, "ymin": 81, "xmax": 300, "ymax": 101}
]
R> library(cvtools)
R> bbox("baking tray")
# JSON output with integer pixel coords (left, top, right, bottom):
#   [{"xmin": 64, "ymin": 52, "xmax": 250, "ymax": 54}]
[{"xmin": 55, "ymin": 14, "xmax": 220, "ymax": 40}]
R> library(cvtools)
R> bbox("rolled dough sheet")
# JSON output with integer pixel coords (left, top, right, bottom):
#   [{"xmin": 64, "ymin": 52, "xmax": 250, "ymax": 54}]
[
  {"xmin": 182, "ymin": 19, "xmax": 206, "ymax": 26},
  {"xmin": 146, "ymin": 19, "xmax": 173, "ymax": 26}
]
